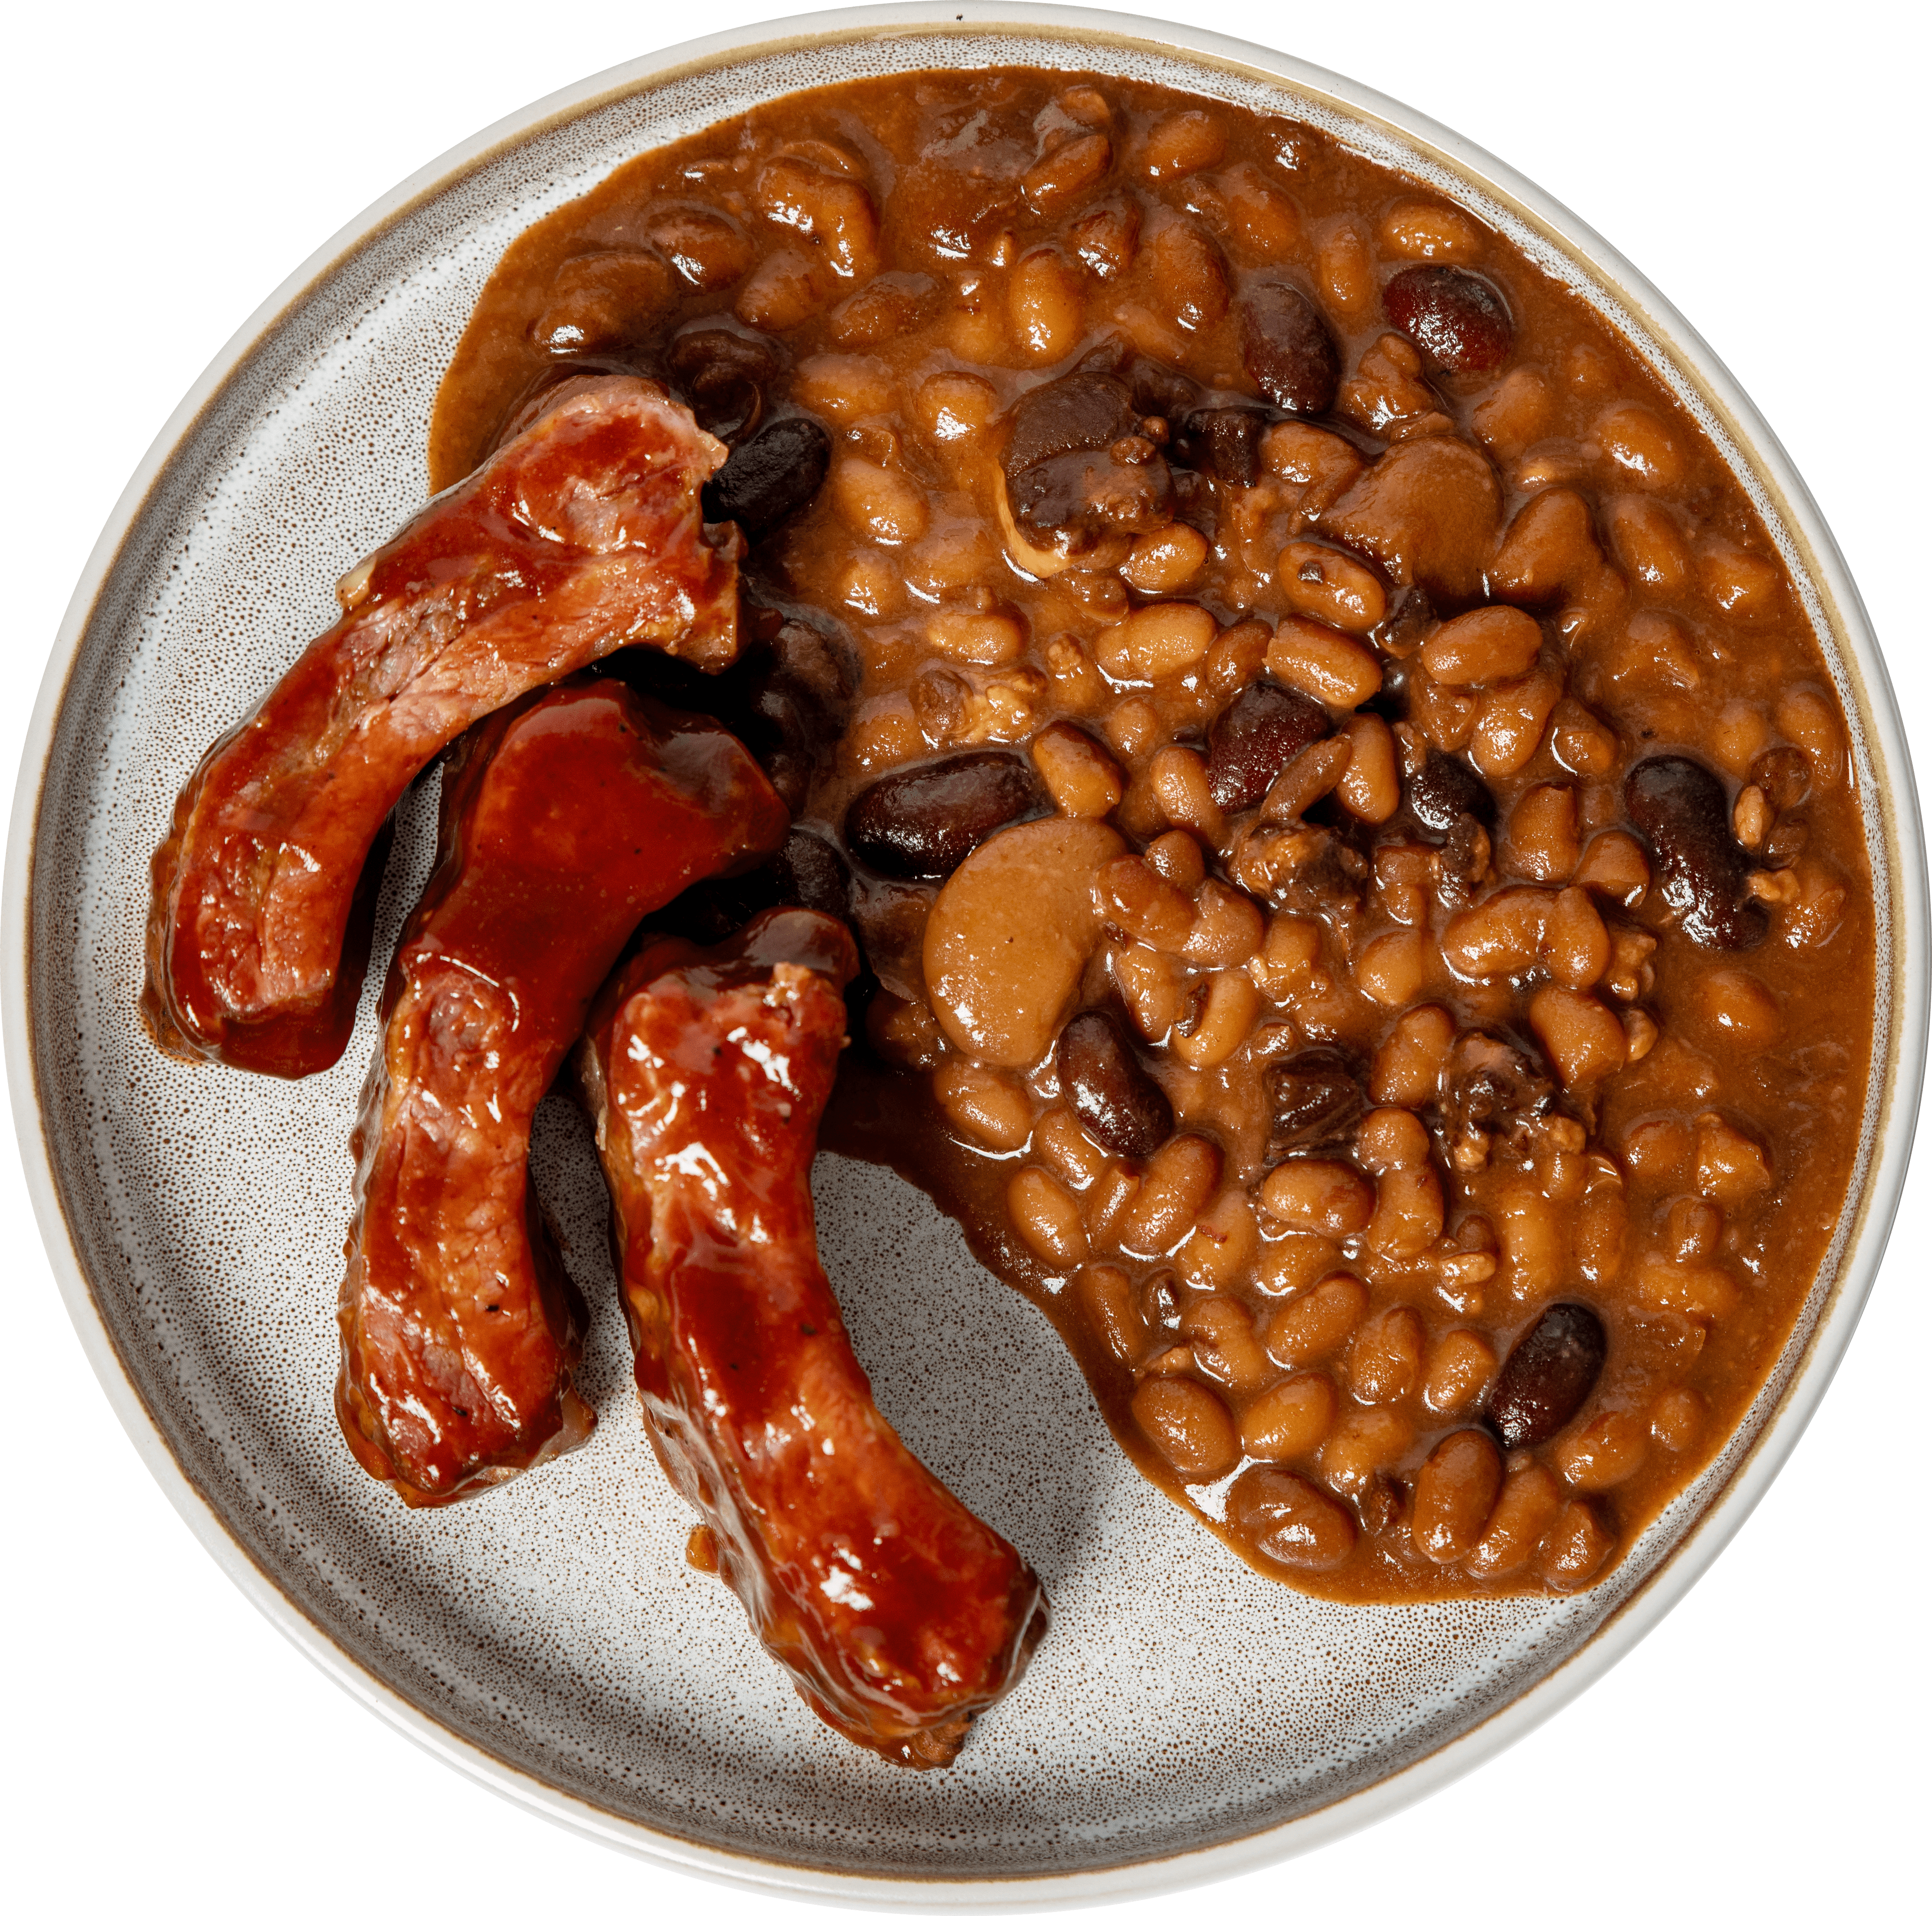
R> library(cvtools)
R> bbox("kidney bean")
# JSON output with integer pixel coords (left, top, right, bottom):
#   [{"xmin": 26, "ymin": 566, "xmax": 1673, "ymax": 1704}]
[
  {"xmin": 1056, "ymin": 1009, "xmax": 1174, "ymax": 1158},
  {"xmin": 702, "ymin": 415, "xmax": 832, "ymax": 540},
  {"xmin": 1624, "ymin": 755, "xmax": 1768, "ymax": 951},
  {"xmin": 1264, "ymin": 1047, "xmax": 1366, "ymax": 1158},
  {"xmin": 1207, "ymin": 680, "xmax": 1330, "ymax": 811},
  {"xmin": 1406, "ymin": 747, "xmax": 1497, "ymax": 836},
  {"xmin": 1485, "ymin": 1302, "xmax": 1607, "ymax": 1449},
  {"xmin": 1383, "ymin": 264, "xmax": 1514, "ymax": 374},
  {"xmin": 1169, "ymin": 405, "xmax": 1271, "ymax": 485},
  {"xmin": 1228, "ymin": 1468, "xmax": 1356, "ymax": 1571},
  {"xmin": 1240, "ymin": 283, "xmax": 1342, "ymax": 415},
  {"xmin": 844, "ymin": 750, "xmax": 1044, "ymax": 880}
]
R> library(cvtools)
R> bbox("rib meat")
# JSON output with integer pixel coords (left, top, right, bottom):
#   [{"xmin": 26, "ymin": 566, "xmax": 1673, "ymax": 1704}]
[
  {"xmin": 337, "ymin": 680, "xmax": 787, "ymax": 1506},
  {"xmin": 144, "ymin": 376, "xmax": 739, "ymax": 1078},
  {"xmin": 578, "ymin": 909, "xmax": 1047, "ymax": 1764}
]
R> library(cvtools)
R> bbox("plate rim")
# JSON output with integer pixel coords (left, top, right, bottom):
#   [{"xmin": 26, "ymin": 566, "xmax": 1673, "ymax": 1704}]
[{"xmin": 8, "ymin": 5, "xmax": 1925, "ymax": 1904}]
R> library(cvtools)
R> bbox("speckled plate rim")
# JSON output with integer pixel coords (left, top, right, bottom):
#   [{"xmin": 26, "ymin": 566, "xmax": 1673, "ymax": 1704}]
[{"xmin": 7, "ymin": 4, "xmax": 1924, "ymax": 1905}]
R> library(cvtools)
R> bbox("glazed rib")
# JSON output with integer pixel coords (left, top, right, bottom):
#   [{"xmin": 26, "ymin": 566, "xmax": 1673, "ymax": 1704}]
[
  {"xmin": 578, "ymin": 910, "xmax": 1047, "ymax": 1765},
  {"xmin": 337, "ymin": 680, "xmax": 787, "ymax": 1505},
  {"xmin": 144, "ymin": 377, "xmax": 739, "ymax": 1078}
]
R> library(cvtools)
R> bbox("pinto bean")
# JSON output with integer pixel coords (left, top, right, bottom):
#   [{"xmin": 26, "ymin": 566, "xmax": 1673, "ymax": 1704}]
[
  {"xmin": 1240, "ymin": 282, "xmax": 1342, "ymax": 414},
  {"xmin": 845, "ymin": 751, "xmax": 1044, "ymax": 880},
  {"xmin": 1228, "ymin": 1468, "xmax": 1356, "ymax": 1570},
  {"xmin": 1383, "ymin": 264, "xmax": 1514, "ymax": 374},
  {"xmin": 1131, "ymin": 1377, "xmax": 1239, "ymax": 1479},
  {"xmin": 1056, "ymin": 1009, "xmax": 1174, "ymax": 1158},
  {"xmin": 1207, "ymin": 680, "xmax": 1330, "ymax": 811},
  {"xmin": 1412, "ymin": 1430, "xmax": 1505, "ymax": 1562},
  {"xmin": 1485, "ymin": 1302, "xmax": 1608, "ymax": 1449},
  {"xmin": 1625, "ymin": 755, "xmax": 1769, "ymax": 951}
]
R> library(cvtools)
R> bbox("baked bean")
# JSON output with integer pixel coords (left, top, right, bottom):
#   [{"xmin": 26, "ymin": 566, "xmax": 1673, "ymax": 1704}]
[
  {"xmin": 1102, "ymin": 696, "xmax": 1162, "ymax": 762},
  {"xmin": 1248, "ymin": 913, "xmax": 1325, "ymax": 1007},
  {"xmin": 1470, "ymin": 662, "xmax": 1564, "ymax": 779},
  {"xmin": 1591, "ymin": 401, "xmax": 1683, "ymax": 487},
  {"xmin": 1069, "ymin": 197, "xmax": 1141, "ymax": 278},
  {"xmin": 1034, "ymin": 1107, "xmax": 1109, "ymax": 1190},
  {"xmin": 1007, "ymin": 1166, "xmax": 1089, "ymax": 1267},
  {"xmin": 1423, "ymin": 1329, "xmax": 1498, "ymax": 1417},
  {"xmin": 1265, "ymin": 1273, "xmax": 1371, "ymax": 1367},
  {"xmin": 1259, "ymin": 1162, "xmax": 1374, "ymax": 1239},
  {"xmin": 531, "ymin": 249, "xmax": 672, "ymax": 355},
  {"xmin": 934, "ymin": 1059, "xmax": 1033, "ymax": 1152},
  {"xmin": 1442, "ymin": 886, "xmax": 1550, "ymax": 981},
  {"xmin": 836, "ymin": 550, "xmax": 903, "ymax": 619},
  {"xmin": 1606, "ymin": 494, "xmax": 1691, "ymax": 588},
  {"xmin": 1349, "ymin": 1306, "xmax": 1425, "ymax": 1404},
  {"xmin": 1182, "ymin": 882, "xmax": 1264, "ymax": 968},
  {"xmin": 1084, "ymin": 1162, "xmax": 1142, "ymax": 1244},
  {"xmin": 913, "ymin": 370, "xmax": 1000, "ymax": 442},
  {"xmin": 1278, "ymin": 541, "xmax": 1388, "ymax": 634},
  {"xmin": 1554, "ymin": 1411, "xmax": 1649, "ymax": 1491},
  {"xmin": 1131, "ymin": 1376, "xmax": 1239, "ymax": 1480},
  {"xmin": 905, "ymin": 524, "xmax": 999, "ymax": 597},
  {"xmin": 865, "ymin": 991, "xmax": 945, "ymax": 1072},
  {"xmin": 827, "ymin": 270, "xmax": 940, "ymax": 347},
  {"xmin": 1776, "ymin": 685, "xmax": 1845, "ymax": 789},
  {"xmin": 1113, "ymin": 941, "xmax": 1185, "ymax": 1041},
  {"xmin": 1260, "ymin": 418, "xmax": 1365, "ymax": 504},
  {"xmin": 1096, "ymin": 602, "xmax": 1218, "ymax": 683},
  {"xmin": 1384, "ymin": 264, "xmax": 1513, "ymax": 373},
  {"xmin": 1473, "ymin": 367, "xmax": 1553, "ymax": 460},
  {"xmin": 1122, "ymin": 523, "xmax": 1209, "ymax": 597},
  {"xmin": 1575, "ymin": 1181, "xmax": 1628, "ymax": 1286},
  {"xmin": 1319, "ymin": 1406, "xmax": 1413, "ymax": 1497},
  {"xmin": 1009, "ymin": 247, "xmax": 1085, "ymax": 361},
  {"xmin": 1573, "ymin": 829, "xmax": 1650, "ymax": 905},
  {"xmin": 1506, "ymin": 783, "xmax": 1581, "ymax": 883},
  {"xmin": 1147, "ymin": 214, "xmax": 1230, "ymax": 332},
  {"xmin": 1228, "ymin": 1468, "xmax": 1357, "ymax": 1570},
  {"xmin": 1366, "ymin": 1161, "xmax": 1445, "ymax": 1260},
  {"xmin": 1550, "ymin": 699, "xmax": 1621, "ymax": 778},
  {"xmin": 1334, "ymin": 714, "xmax": 1399, "ymax": 824},
  {"xmin": 1634, "ymin": 1253, "xmax": 1741, "ymax": 1320},
  {"xmin": 1253, "ymin": 1233, "xmax": 1337, "ymax": 1298},
  {"xmin": 1094, "ymin": 854, "xmax": 1195, "ymax": 951},
  {"xmin": 1530, "ymin": 985, "xmax": 1627, "ymax": 1088},
  {"xmin": 1537, "ymin": 1499, "xmax": 1616, "ymax": 1588},
  {"xmin": 1316, "ymin": 215, "xmax": 1377, "ymax": 315},
  {"xmin": 1119, "ymin": 1134, "xmax": 1223, "ymax": 1256},
  {"xmin": 1694, "ymin": 1112, "xmax": 1773, "ymax": 1203},
  {"xmin": 1149, "ymin": 746, "xmax": 1226, "ymax": 842},
  {"xmin": 1077, "ymin": 1261, "xmax": 1149, "ymax": 1367},
  {"xmin": 1650, "ymin": 1385, "xmax": 1706, "ymax": 1453},
  {"xmin": 1370, "ymin": 1004, "xmax": 1456, "ymax": 1107},
  {"xmin": 1174, "ymin": 1188, "xmax": 1261, "ymax": 1289},
  {"xmin": 1486, "ymin": 1302, "xmax": 1606, "ymax": 1447},
  {"xmin": 1467, "ymin": 1460, "xmax": 1564, "ymax": 1579},
  {"xmin": 1258, "ymin": 734, "xmax": 1353, "ymax": 824},
  {"xmin": 1030, "ymin": 720, "xmax": 1124, "ymax": 819},
  {"xmin": 838, "ymin": 707, "xmax": 926, "ymax": 774},
  {"xmin": 1356, "ymin": 1106, "xmax": 1430, "ymax": 1171},
  {"xmin": 1355, "ymin": 927, "xmax": 1428, "ymax": 1007},
  {"xmin": 1141, "ymin": 109, "xmax": 1226, "ymax": 177},
  {"xmin": 1697, "ymin": 967, "xmax": 1781, "ymax": 1045},
  {"xmin": 793, "ymin": 352, "xmax": 893, "ymax": 421},
  {"xmin": 927, "ymin": 608, "xmax": 1026, "ymax": 666},
  {"xmin": 1021, "ymin": 130, "xmax": 1113, "ymax": 213},
  {"xmin": 1171, "ymin": 969, "xmax": 1261, "ymax": 1069},
  {"xmin": 1180, "ymin": 1295, "xmax": 1271, "ymax": 1392},
  {"xmin": 1542, "ymin": 883, "xmax": 1611, "ymax": 989},
  {"xmin": 735, "ymin": 247, "xmax": 834, "ymax": 331},
  {"xmin": 1382, "ymin": 198, "xmax": 1482, "ymax": 261},
  {"xmin": 1057, "ymin": 1008, "xmax": 1174, "ymax": 1158},
  {"xmin": 1240, "ymin": 1372, "xmax": 1338, "ymax": 1460},
  {"xmin": 1490, "ymin": 488, "xmax": 1603, "ymax": 602},
  {"xmin": 1422, "ymin": 606, "xmax": 1543, "ymax": 686},
  {"xmin": 924, "ymin": 816, "xmax": 1121, "ymax": 1067},
  {"xmin": 1700, "ymin": 541, "xmax": 1783, "ymax": 618},
  {"xmin": 1265, "ymin": 617, "xmax": 1383, "ymax": 709},
  {"xmin": 1216, "ymin": 161, "xmax": 1305, "ymax": 261},
  {"xmin": 1494, "ymin": 1177, "xmax": 1564, "ymax": 1303},
  {"xmin": 754, "ymin": 155, "xmax": 879, "ymax": 278},
  {"xmin": 1144, "ymin": 829, "xmax": 1205, "ymax": 891},
  {"xmin": 830, "ymin": 454, "xmax": 929, "ymax": 544},
  {"xmin": 1412, "ymin": 1430, "xmax": 1505, "ymax": 1563}
]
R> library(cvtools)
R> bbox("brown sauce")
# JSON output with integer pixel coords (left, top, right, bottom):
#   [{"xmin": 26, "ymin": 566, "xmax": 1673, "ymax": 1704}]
[{"xmin": 429, "ymin": 67, "xmax": 1874, "ymax": 1602}]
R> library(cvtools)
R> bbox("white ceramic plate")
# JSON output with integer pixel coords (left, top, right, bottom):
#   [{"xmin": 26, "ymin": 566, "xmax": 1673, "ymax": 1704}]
[{"xmin": 8, "ymin": 7, "xmax": 1924, "ymax": 1903}]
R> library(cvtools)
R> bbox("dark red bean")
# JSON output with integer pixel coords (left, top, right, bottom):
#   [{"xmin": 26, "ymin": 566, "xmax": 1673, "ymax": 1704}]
[
  {"xmin": 1383, "ymin": 266, "xmax": 1514, "ymax": 375},
  {"xmin": 844, "ymin": 751, "xmax": 1044, "ymax": 881},
  {"xmin": 1485, "ymin": 1302, "xmax": 1606, "ymax": 1449},
  {"xmin": 1170, "ymin": 406, "xmax": 1270, "ymax": 486},
  {"xmin": 1056, "ymin": 1009, "xmax": 1174, "ymax": 1158},
  {"xmin": 1748, "ymin": 745, "xmax": 1811, "ymax": 813},
  {"xmin": 1263, "ymin": 1047, "xmax": 1365, "ymax": 1160},
  {"xmin": 1625, "ymin": 755, "xmax": 1767, "ymax": 951},
  {"xmin": 1406, "ymin": 747, "xmax": 1497, "ymax": 836},
  {"xmin": 1240, "ymin": 283, "xmax": 1341, "ymax": 415},
  {"xmin": 1003, "ymin": 371, "xmax": 1173, "ymax": 551},
  {"xmin": 702, "ymin": 416, "xmax": 831, "ymax": 540},
  {"xmin": 1207, "ymin": 680, "xmax": 1329, "ymax": 811}
]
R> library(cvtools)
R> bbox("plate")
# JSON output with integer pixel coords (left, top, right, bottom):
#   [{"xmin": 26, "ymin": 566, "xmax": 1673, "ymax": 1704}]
[{"xmin": 8, "ymin": 8, "xmax": 1923, "ymax": 1901}]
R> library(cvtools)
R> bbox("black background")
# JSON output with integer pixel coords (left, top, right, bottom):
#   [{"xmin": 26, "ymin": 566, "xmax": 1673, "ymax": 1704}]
[{"xmin": 11, "ymin": 11, "xmax": 1916, "ymax": 1900}]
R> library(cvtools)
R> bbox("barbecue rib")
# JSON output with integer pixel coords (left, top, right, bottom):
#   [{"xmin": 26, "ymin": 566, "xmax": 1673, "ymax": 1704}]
[{"xmin": 144, "ymin": 376, "xmax": 739, "ymax": 1078}]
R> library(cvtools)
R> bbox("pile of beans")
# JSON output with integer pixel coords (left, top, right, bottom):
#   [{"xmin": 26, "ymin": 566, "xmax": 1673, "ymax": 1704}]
[{"xmin": 434, "ymin": 68, "xmax": 1872, "ymax": 1601}]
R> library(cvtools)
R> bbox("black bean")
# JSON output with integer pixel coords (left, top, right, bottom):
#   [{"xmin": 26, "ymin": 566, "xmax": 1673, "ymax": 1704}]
[
  {"xmin": 1485, "ymin": 1302, "xmax": 1607, "ymax": 1449},
  {"xmin": 843, "ymin": 751, "xmax": 1044, "ymax": 881},
  {"xmin": 771, "ymin": 829, "xmax": 851, "ymax": 919},
  {"xmin": 1207, "ymin": 680, "xmax": 1330, "ymax": 812},
  {"xmin": 1406, "ymin": 747, "xmax": 1497, "ymax": 837},
  {"xmin": 1625, "ymin": 755, "xmax": 1768, "ymax": 951},
  {"xmin": 667, "ymin": 323, "xmax": 783, "ymax": 442},
  {"xmin": 702, "ymin": 416, "xmax": 831, "ymax": 540},
  {"xmin": 1056, "ymin": 1010, "xmax": 1174, "ymax": 1158},
  {"xmin": 1169, "ymin": 406, "xmax": 1270, "ymax": 486},
  {"xmin": 1264, "ymin": 1047, "xmax": 1366, "ymax": 1160},
  {"xmin": 1383, "ymin": 265, "xmax": 1514, "ymax": 375},
  {"xmin": 1240, "ymin": 283, "xmax": 1341, "ymax": 415}
]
